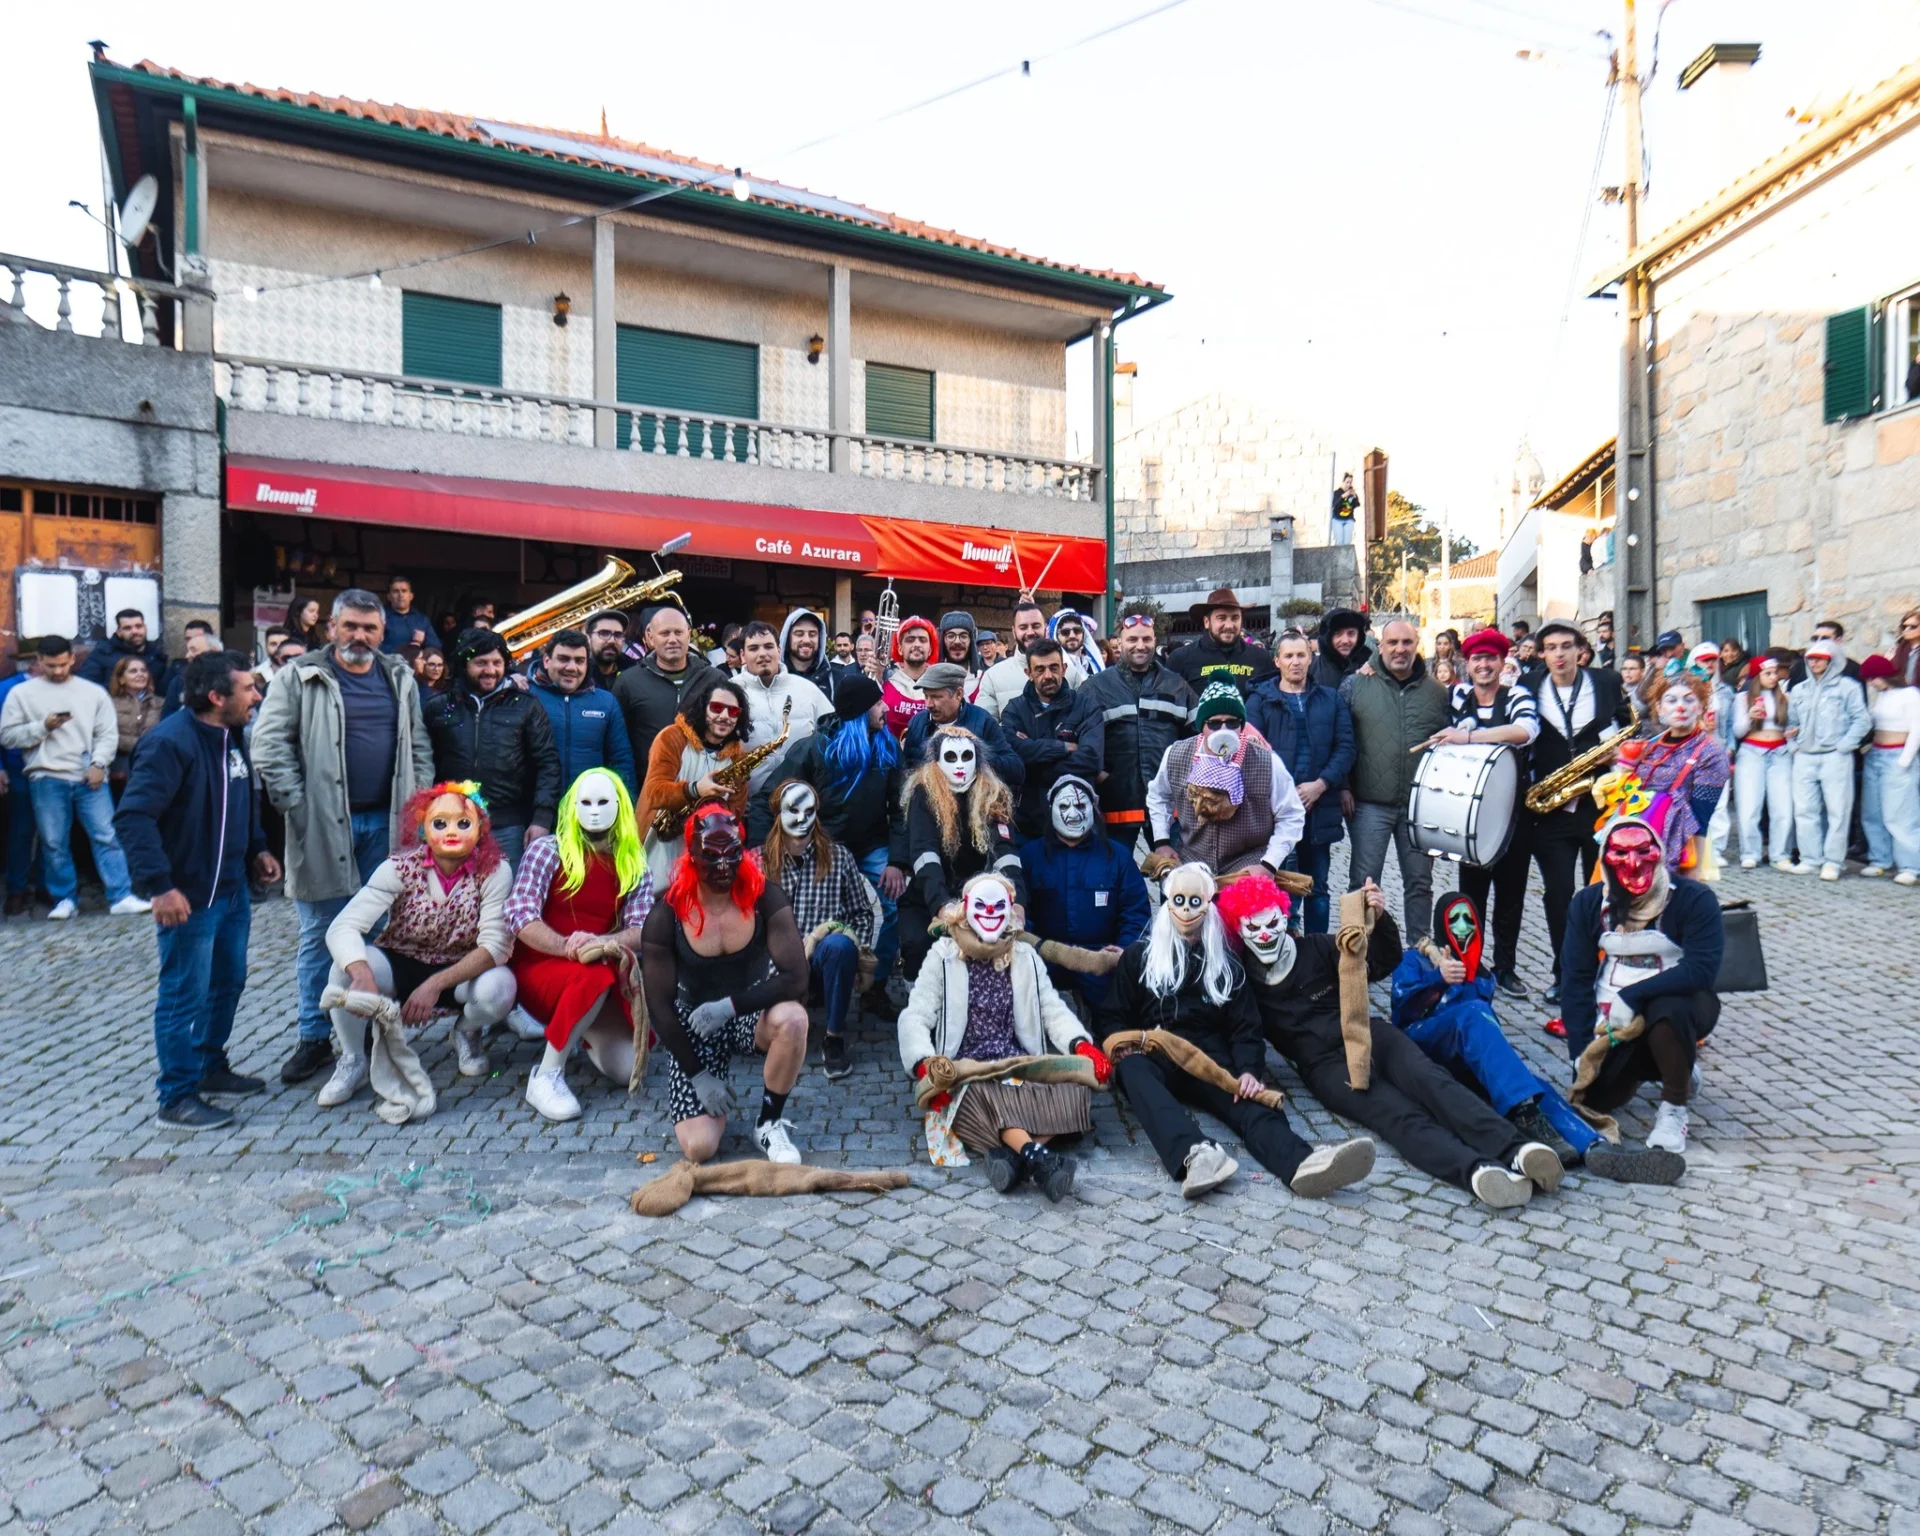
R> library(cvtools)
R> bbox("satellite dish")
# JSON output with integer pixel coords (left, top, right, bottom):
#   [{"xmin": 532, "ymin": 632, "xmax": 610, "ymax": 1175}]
[{"xmin": 117, "ymin": 175, "xmax": 158, "ymax": 248}]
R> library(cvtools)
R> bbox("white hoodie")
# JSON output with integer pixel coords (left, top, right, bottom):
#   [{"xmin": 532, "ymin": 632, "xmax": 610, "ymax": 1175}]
[{"xmin": 730, "ymin": 666, "xmax": 832, "ymax": 791}]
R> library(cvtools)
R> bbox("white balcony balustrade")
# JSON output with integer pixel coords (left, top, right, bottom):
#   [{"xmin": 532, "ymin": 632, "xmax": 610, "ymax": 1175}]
[{"xmin": 1, "ymin": 253, "xmax": 194, "ymax": 345}]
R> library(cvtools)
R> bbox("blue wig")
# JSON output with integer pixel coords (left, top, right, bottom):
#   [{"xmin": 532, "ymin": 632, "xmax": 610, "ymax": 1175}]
[{"xmin": 823, "ymin": 712, "xmax": 899, "ymax": 789}]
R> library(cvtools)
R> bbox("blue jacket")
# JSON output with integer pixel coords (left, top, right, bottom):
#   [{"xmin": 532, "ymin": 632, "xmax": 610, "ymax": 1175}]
[
  {"xmin": 1019, "ymin": 831, "xmax": 1151, "ymax": 1002},
  {"xmin": 901, "ymin": 699, "xmax": 1025, "ymax": 790},
  {"xmin": 528, "ymin": 677, "xmax": 637, "ymax": 798},
  {"xmin": 1559, "ymin": 877, "xmax": 1723, "ymax": 1060},
  {"xmin": 114, "ymin": 709, "xmax": 264, "ymax": 908},
  {"xmin": 1245, "ymin": 679, "xmax": 1354, "ymax": 845},
  {"xmin": 0, "ymin": 673, "xmax": 27, "ymax": 778}
]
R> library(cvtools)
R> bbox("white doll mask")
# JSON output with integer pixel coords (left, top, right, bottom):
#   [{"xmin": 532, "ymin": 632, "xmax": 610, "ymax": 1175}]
[
  {"xmin": 1164, "ymin": 864, "xmax": 1215, "ymax": 942},
  {"xmin": 964, "ymin": 877, "xmax": 1012, "ymax": 943},
  {"xmin": 778, "ymin": 783, "xmax": 818, "ymax": 840},
  {"xmin": 1238, "ymin": 905, "xmax": 1296, "ymax": 978},
  {"xmin": 573, "ymin": 770, "xmax": 620, "ymax": 835},
  {"xmin": 1049, "ymin": 783, "xmax": 1095, "ymax": 842},
  {"xmin": 937, "ymin": 736, "xmax": 978, "ymax": 794}
]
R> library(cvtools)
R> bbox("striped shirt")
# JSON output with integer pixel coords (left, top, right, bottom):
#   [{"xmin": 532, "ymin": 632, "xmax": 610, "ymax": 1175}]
[
  {"xmin": 504, "ymin": 835, "xmax": 655, "ymax": 935},
  {"xmin": 1448, "ymin": 682, "xmax": 1541, "ymax": 745}
]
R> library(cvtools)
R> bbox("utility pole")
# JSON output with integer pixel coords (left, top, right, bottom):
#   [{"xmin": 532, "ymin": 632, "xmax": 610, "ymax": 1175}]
[
  {"xmin": 1612, "ymin": 0, "xmax": 1655, "ymax": 655},
  {"xmin": 1440, "ymin": 503, "xmax": 1452, "ymax": 633}
]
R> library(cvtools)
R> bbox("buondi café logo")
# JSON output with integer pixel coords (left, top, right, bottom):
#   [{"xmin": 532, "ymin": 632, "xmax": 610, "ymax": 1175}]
[
  {"xmin": 256, "ymin": 482, "xmax": 319, "ymax": 512},
  {"xmin": 962, "ymin": 539, "xmax": 1015, "ymax": 572}
]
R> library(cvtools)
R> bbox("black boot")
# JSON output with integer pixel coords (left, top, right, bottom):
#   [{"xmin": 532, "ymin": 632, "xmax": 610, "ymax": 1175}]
[
  {"xmin": 1020, "ymin": 1142, "xmax": 1077, "ymax": 1203},
  {"xmin": 1507, "ymin": 1099, "xmax": 1579, "ymax": 1167},
  {"xmin": 986, "ymin": 1144, "xmax": 1026, "ymax": 1194}
]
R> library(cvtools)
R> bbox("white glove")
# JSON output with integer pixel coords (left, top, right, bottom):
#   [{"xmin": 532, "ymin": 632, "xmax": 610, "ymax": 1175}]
[
  {"xmin": 690, "ymin": 1070, "xmax": 734, "ymax": 1120},
  {"xmin": 687, "ymin": 998, "xmax": 735, "ymax": 1039}
]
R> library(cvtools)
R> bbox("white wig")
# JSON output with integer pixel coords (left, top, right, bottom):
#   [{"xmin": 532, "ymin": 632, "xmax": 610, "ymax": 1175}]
[{"xmin": 1141, "ymin": 863, "xmax": 1240, "ymax": 1007}]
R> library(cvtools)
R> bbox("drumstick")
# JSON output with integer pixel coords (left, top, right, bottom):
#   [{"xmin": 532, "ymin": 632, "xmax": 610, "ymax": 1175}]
[{"xmin": 1028, "ymin": 543, "xmax": 1064, "ymax": 596}]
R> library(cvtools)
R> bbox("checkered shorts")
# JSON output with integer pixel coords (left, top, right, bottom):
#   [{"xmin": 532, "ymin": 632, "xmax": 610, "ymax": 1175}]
[{"xmin": 663, "ymin": 1003, "xmax": 764, "ymax": 1123}]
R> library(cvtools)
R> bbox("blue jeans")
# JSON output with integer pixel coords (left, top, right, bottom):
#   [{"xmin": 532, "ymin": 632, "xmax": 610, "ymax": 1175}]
[
  {"xmin": 1863, "ymin": 748, "xmax": 1920, "ymax": 875},
  {"xmin": 1401, "ymin": 1000, "xmax": 1599, "ymax": 1155},
  {"xmin": 854, "ymin": 843, "xmax": 900, "ymax": 988},
  {"xmin": 1285, "ymin": 839, "xmax": 1335, "ymax": 935},
  {"xmin": 493, "ymin": 823, "xmax": 527, "ymax": 869},
  {"xmin": 6, "ymin": 785, "xmax": 42, "ymax": 894},
  {"xmin": 295, "ymin": 809, "xmax": 392, "ymax": 1041},
  {"xmin": 28, "ymin": 776, "xmax": 132, "ymax": 904},
  {"xmin": 815, "ymin": 931, "xmax": 859, "ymax": 1036},
  {"xmin": 154, "ymin": 883, "xmax": 252, "ymax": 1106}
]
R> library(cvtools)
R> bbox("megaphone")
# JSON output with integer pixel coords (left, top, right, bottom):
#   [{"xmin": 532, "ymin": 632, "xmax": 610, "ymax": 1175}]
[{"xmin": 117, "ymin": 175, "xmax": 158, "ymax": 248}]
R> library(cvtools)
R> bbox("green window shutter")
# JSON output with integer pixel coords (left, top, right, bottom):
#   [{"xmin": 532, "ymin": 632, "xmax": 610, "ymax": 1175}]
[
  {"xmin": 865, "ymin": 363, "xmax": 935, "ymax": 442},
  {"xmin": 616, "ymin": 326, "xmax": 759, "ymax": 458},
  {"xmin": 1822, "ymin": 305, "xmax": 1880, "ymax": 422},
  {"xmin": 401, "ymin": 291, "xmax": 503, "ymax": 387}
]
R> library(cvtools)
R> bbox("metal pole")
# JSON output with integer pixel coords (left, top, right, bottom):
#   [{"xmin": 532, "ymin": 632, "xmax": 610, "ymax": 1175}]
[
  {"xmin": 1441, "ymin": 503, "xmax": 1452, "ymax": 632},
  {"xmin": 1612, "ymin": 1, "xmax": 1653, "ymax": 653}
]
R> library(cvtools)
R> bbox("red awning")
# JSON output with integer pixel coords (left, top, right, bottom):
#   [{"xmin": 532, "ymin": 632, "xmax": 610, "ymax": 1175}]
[{"xmin": 226, "ymin": 456, "xmax": 1104, "ymax": 592}]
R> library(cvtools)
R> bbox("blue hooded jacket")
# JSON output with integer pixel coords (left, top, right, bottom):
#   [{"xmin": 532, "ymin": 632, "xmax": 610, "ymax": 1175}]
[
  {"xmin": 528, "ymin": 676, "xmax": 637, "ymax": 797},
  {"xmin": 1019, "ymin": 825, "xmax": 1151, "ymax": 1004}
]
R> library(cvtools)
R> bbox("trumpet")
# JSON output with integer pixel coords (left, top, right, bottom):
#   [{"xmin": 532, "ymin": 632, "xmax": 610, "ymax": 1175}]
[
  {"xmin": 1524, "ymin": 701, "xmax": 1641, "ymax": 814},
  {"xmin": 872, "ymin": 579, "xmax": 900, "ymax": 671},
  {"xmin": 493, "ymin": 555, "xmax": 686, "ymax": 660}
]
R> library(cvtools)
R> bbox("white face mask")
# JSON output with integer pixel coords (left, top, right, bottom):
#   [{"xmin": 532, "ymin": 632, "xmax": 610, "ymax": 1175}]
[
  {"xmin": 1659, "ymin": 685, "xmax": 1702, "ymax": 733},
  {"xmin": 938, "ymin": 737, "xmax": 978, "ymax": 794},
  {"xmin": 1164, "ymin": 866, "xmax": 1214, "ymax": 942},
  {"xmin": 778, "ymin": 784, "xmax": 818, "ymax": 840},
  {"xmin": 573, "ymin": 770, "xmax": 620, "ymax": 835},
  {"xmin": 1205, "ymin": 726, "xmax": 1240, "ymax": 758},
  {"xmin": 1050, "ymin": 784, "xmax": 1095, "ymax": 842},
  {"xmin": 965, "ymin": 878, "xmax": 1012, "ymax": 942},
  {"xmin": 1238, "ymin": 907, "xmax": 1295, "ymax": 976}
]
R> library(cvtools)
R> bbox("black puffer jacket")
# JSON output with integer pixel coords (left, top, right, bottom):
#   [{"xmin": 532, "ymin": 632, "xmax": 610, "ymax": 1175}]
[
  {"xmin": 1248, "ymin": 915, "xmax": 1402, "ymax": 1066},
  {"xmin": 748, "ymin": 715, "xmax": 901, "ymax": 858},
  {"xmin": 423, "ymin": 681, "xmax": 562, "ymax": 829},
  {"xmin": 1096, "ymin": 938, "xmax": 1265, "ymax": 1079},
  {"xmin": 1309, "ymin": 609, "xmax": 1373, "ymax": 691},
  {"xmin": 613, "ymin": 651, "xmax": 713, "ymax": 773},
  {"xmin": 1000, "ymin": 681, "xmax": 1105, "ymax": 837},
  {"xmin": 1080, "ymin": 662, "xmax": 1195, "ymax": 824},
  {"xmin": 891, "ymin": 782, "xmax": 1026, "ymax": 917}
]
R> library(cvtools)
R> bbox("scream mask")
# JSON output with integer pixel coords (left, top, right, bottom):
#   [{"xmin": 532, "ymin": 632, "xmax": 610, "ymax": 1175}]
[
  {"xmin": 937, "ymin": 734, "xmax": 978, "ymax": 794},
  {"xmin": 963, "ymin": 875, "xmax": 1014, "ymax": 945},
  {"xmin": 690, "ymin": 809, "xmax": 746, "ymax": 890},
  {"xmin": 573, "ymin": 769, "xmax": 621, "ymax": 836},
  {"xmin": 1236, "ymin": 903, "xmax": 1295, "ymax": 979},
  {"xmin": 1049, "ymin": 780, "xmax": 1096, "ymax": 843},
  {"xmin": 1434, "ymin": 893, "xmax": 1483, "ymax": 984},
  {"xmin": 422, "ymin": 791, "xmax": 482, "ymax": 865},
  {"xmin": 1164, "ymin": 863, "xmax": 1216, "ymax": 943},
  {"xmin": 777, "ymin": 782, "xmax": 819, "ymax": 840},
  {"xmin": 1601, "ymin": 821, "xmax": 1662, "ymax": 898}
]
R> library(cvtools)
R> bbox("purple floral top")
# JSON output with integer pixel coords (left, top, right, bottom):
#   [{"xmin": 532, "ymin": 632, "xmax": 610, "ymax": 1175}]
[{"xmin": 958, "ymin": 961, "xmax": 1021, "ymax": 1061}]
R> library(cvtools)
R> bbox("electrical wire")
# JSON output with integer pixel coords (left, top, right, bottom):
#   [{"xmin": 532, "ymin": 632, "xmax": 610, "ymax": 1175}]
[{"xmin": 247, "ymin": 0, "xmax": 1197, "ymax": 298}]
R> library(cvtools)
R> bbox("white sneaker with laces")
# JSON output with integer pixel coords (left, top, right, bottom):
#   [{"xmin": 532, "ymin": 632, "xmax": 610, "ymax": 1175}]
[
  {"xmin": 455, "ymin": 1029, "xmax": 489, "ymax": 1078},
  {"xmin": 110, "ymin": 895, "xmax": 152, "ymax": 915},
  {"xmin": 755, "ymin": 1118, "xmax": 802, "ymax": 1164},
  {"xmin": 1820, "ymin": 863, "xmax": 1841, "ymax": 882},
  {"xmin": 1180, "ymin": 1140, "xmax": 1239, "ymax": 1199},
  {"xmin": 1738, "ymin": 856, "xmax": 1758, "ymax": 870},
  {"xmin": 1647, "ymin": 1101, "xmax": 1690, "ymax": 1154},
  {"xmin": 317, "ymin": 1055, "xmax": 368, "ymax": 1108},
  {"xmin": 1289, "ymin": 1138, "xmax": 1375, "ymax": 1197},
  {"xmin": 1861, "ymin": 864, "xmax": 1887, "ymax": 878},
  {"xmin": 526, "ymin": 1051, "xmax": 582, "ymax": 1121},
  {"xmin": 1770, "ymin": 859, "xmax": 1797, "ymax": 872},
  {"xmin": 1897, "ymin": 871, "xmax": 1920, "ymax": 886},
  {"xmin": 506, "ymin": 1004, "xmax": 547, "ymax": 1041},
  {"xmin": 47, "ymin": 899, "xmax": 77, "ymax": 921}
]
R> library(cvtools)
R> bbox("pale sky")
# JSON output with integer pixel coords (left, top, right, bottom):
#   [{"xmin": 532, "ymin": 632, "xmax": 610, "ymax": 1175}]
[{"xmin": 7, "ymin": 0, "xmax": 1913, "ymax": 556}]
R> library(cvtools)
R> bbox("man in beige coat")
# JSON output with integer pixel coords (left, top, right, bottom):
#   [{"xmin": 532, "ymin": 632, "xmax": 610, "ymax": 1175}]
[{"xmin": 252, "ymin": 589, "xmax": 434, "ymax": 1084}]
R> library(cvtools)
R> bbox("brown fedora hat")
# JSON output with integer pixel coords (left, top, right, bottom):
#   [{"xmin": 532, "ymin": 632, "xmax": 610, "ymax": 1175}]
[{"xmin": 1188, "ymin": 586, "xmax": 1246, "ymax": 621}]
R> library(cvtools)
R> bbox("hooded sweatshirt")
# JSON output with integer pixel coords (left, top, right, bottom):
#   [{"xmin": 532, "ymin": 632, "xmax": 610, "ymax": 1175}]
[
  {"xmin": 779, "ymin": 608, "xmax": 838, "ymax": 702},
  {"xmin": 1309, "ymin": 610, "xmax": 1373, "ymax": 691},
  {"xmin": 937, "ymin": 610, "xmax": 983, "ymax": 675},
  {"xmin": 1787, "ymin": 649, "xmax": 1871, "ymax": 755}
]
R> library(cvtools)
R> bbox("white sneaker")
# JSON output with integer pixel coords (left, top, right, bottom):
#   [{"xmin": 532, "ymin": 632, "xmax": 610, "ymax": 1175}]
[
  {"xmin": 316, "ymin": 1056, "xmax": 368, "ymax": 1108},
  {"xmin": 1470, "ymin": 1164, "xmax": 1533, "ymax": 1209},
  {"xmin": 109, "ymin": 895, "xmax": 152, "ymax": 916},
  {"xmin": 1512, "ymin": 1142, "xmax": 1565, "ymax": 1193},
  {"xmin": 1820, "ymin": 863, "xmax": 1841, "ymax": 882},
  {"xmin": 1770, "ymin": 859, "xmax": 1797, "ymax": 872},
  {"xmin": 754, "ymin": 1118, "xmax": 802, "ymax": 1165},
  {"xmin": 1860, "ymin": 864, "xmax": 1887, "ymax": 878},
  {"xmin": 1781, "ymin": 861, "xmax": 1815, "ymax": 874},
  {"xmin": 1738, "ymin": 856, "xmax": 1758, "ymax": 870},
  {"xmin": 1180, "ymin": 1140, "xmax": 1239, "ymax": 1200},
  {"xmin": 455, "ymin": 1029, "xmax": 489, "ymax": 1078},
  {"xmin": 506, "ymin": 1004, "xmax": 547, "ymax": 1041},
  {"xmin": 1289, "ymin": 1138, "xmax": 1375, "ymax": 1197},
  {"xmin": 526, "ymin": 1061, "xmax": 581, "ymax": 1122},
  {"xmin": 1896, "ymin": 871, "xmax": 1920, "ymax": 887},
  {"xmin": 1647, "ymin": 1101, "xmax": 1690, "ymax": 1154},
  {"xmin": 47, "ymin": 899, "xmax": 77, "ymax": 921}
]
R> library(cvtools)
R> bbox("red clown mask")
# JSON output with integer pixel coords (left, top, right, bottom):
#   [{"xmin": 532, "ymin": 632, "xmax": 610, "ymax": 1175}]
[
  {"xmin": 1432, "ymin": 894, "xmax": 1483, "ymax": 983},
  {"xmin": 1602, "ymin": 822, "xmax": 1661, "ymax": 896}
]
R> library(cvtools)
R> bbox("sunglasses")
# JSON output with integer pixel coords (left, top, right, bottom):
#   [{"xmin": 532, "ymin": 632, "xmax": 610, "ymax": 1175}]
[
  {"xmin": 707, "ymin": 701, "xmax": 742, "ymax": 718},
  {"xmin": 1202, "ymin": 716, "xmax": 1242, "ymax": 732},
  {"xmin": 1119, "ymin": 615, "xmax": 1156, "ymax": 631}
]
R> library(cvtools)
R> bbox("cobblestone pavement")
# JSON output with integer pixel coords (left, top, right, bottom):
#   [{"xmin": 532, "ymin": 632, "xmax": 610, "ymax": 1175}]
[{"xmin": 0, "ymin": 846, "xmax": 1916, "ymax": 1536}]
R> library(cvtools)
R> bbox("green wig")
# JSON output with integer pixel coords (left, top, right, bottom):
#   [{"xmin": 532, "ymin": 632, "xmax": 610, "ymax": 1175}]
[{"xmin": 556, "ymin": 770, "xmax": 646, "ymax": 898}]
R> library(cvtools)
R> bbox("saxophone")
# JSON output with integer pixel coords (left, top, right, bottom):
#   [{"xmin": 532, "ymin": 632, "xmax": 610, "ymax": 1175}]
[
  {"xmin": 649, "ymin": 698, "xmax": 794, "ymax": 839},
  {"xmin": 1524, "ymin": 701, "xmax": 1642, "ymax": 814}
]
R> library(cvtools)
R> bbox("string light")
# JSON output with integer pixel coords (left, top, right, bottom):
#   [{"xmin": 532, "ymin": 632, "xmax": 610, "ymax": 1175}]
[{"xmin": 732, "ymin": 169, "xmax": 750, "ymax": 202}]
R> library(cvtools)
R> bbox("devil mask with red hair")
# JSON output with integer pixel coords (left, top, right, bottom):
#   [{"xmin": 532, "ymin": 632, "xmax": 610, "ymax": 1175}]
[
  {"xmin": 1216, "ymin": 870, "xmax": 1295, "ymax": 981},
  {"xmin": 664, "ymin": 799, "xmax": 764, "ymax": 935}
]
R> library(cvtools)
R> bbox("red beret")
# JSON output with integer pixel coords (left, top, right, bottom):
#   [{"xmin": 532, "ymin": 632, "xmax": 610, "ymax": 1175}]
[{"xmin": 1459, "ymin": 627, "xmax": 1512, "ymax": 659}]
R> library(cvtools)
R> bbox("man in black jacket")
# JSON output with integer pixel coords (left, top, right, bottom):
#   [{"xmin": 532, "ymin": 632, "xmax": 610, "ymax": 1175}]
[
  {"xmin": 1167, "ymin": 588, "xmax": 1277, "ymax": 696},
  {"xmin": 424, "ymin": 629, "xmax": 562, "ymax": 867},
  {"xmin": 115, "ymin": 651, "xmax": 280, "ymax": 1130},
  {"xmin": 1309, "ymin": 608, "xmax": 1372, "ymax": 690},
  {"xmin": 1000, "ymin": 638, "xmax": 1104, "ymax": 837},
  {"xmin": 1082, "ymin": 611, "xmax": 1195, "ymax": 845},
  {"xmin": 79, "ymin": 608, "xmax": 168, "ymax": 686},
  {"xmin": 584, "ymin": 610, "xmax": 635, "ymax": 688},
  {"xmin": 613, "ymin": 605, "xmax": 712, "ymax": 772},
  {"xmin": 1525, "ymin": 620, "xmax": 1635, "ymax": 1004}
]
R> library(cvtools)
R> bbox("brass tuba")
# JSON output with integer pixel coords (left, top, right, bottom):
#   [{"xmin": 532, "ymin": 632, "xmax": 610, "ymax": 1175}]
[
  {"xmin": 648, "ymin": 698, "xmax": 794, "ymax": 839},
  {"xmin": 493, "ymin": 555, "xmax": 686, "ymax": 660},
  {"xmin": 1523, "ymin": 701, "xmax": 1642, "ymax": 814}
]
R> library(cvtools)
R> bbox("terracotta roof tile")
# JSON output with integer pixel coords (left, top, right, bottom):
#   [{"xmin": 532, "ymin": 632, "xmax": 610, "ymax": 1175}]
[
  {"xmin": 1442, "ymin": 551, "xmax": 1498, "ymax": 580},
  {"xmin": 122, "ymin": 59, "xmax": 1159, "ymax": 291}
]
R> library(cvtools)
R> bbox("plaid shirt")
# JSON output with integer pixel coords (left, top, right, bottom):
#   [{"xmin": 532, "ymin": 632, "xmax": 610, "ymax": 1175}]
[
  {"xmin": 773, "ymin": 842, "xmax": 879, "ymax": 949},
  {"xmin": 504, "ymin": 835, "xmax": 654, "ymax": 935}
]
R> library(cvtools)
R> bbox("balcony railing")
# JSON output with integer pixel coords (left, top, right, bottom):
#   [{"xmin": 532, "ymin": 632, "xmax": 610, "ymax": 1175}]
[
  {"xmin": 214, "ymin": 355, "xmax": 1097, "ymax": 501},
  {"xmin": 1, "ymin": 252, "xmax": 197, "ymax": 345}
]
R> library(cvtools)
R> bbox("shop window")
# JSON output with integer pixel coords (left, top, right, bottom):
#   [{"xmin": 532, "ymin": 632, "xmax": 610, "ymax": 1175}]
[
  {"xmin": 0, "ymin": 487, "xmax": 22, "ymax": 512},
  {"xmin": 402, "ymin": 291, "xmax": 504, "ymax": 388},
  {"xmin": 616, "ymin": 325, "xmax": 759, "ymax": 458},
  {"xmin": 865, "ymin": 363, "xmax": 935, "ymax": 442},
  {"xmin": 32, "ymin": 489, "xmax": 157, "ymax": 524}
]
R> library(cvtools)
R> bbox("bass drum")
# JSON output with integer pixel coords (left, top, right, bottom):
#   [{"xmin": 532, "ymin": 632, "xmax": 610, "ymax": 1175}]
[{"xmin": 1408, "ymin": 742, "xmax": 1519, "ymax": 867}]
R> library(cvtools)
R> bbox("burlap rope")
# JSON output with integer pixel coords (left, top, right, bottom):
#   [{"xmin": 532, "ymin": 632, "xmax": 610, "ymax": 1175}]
[
  {"xmin": 1335, "ymin": 889, "xmax": 1375, "ymax": 1091},
  {"xmin": 1104, "ymin": 1028, "xmax": 1284, "ymax": 1109}
]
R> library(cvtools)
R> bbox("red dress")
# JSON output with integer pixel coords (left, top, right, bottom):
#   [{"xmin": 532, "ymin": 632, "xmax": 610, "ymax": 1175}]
[{"xmin": 511, "ymin": 854, "xmax": 631, "ymax": 1050}]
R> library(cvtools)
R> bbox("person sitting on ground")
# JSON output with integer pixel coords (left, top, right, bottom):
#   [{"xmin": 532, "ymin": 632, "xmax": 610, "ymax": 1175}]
[
  {"xmin": 1221, "ymin": 870, "xmax": 1562, "ymax": 1210},
  {"xmin": 1146, "ymin": 680, "xmax": 1303, "ymax": 881},
  {"xmin": 1389, "ymin": 892, "xmax": 1683, "ymax": 1184},
  {"xmin": 893, "ymin": 725, "xmax": 1024, "ymax": 980},
  {"xmin": 763, "ymin": 777, "xmax": 881, "ymax": 1082},
  {"xmin": 640, "ymin": 800, "xmax": 810, "ymax": 1165},
  {"xmin": 898, "ymin": 871, "xmax": 1106, "ymax": 1200},
  {"xmin": 320, "ymin": 782, "xmax": 518, "ymax": 1116},
  {"xmin": 1096, "ymin": 862, "xmax": 1375, "ymax": 1201},
  {"xmin": 1019, "ymin": 774, "xmax": 1151, "ymax": 1014}
]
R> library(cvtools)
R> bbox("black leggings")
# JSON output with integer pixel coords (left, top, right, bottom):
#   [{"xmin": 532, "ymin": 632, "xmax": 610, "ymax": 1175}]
[
  {"xmin": 1277, "ymin": 1019, "xmax": 1523, "ymax": 1190},
  {"xmin": 1581, "ymin": 991, "xmax": 1720, "ymax": 1112},
  {"xmin": 1457, "ymin": 816, "xmax": 1530, "ymax": 975},
  {"xmin": 1114, "ymin": 1052, "xmax": 1311, "ymax": 1184},
  {"xmin": 1533, "ymin": 813, "xmax": 1599, "ymax": 980}
]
